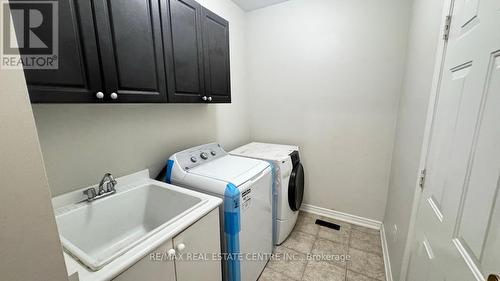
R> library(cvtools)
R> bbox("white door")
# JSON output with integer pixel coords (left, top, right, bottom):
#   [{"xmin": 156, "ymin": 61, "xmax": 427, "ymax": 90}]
[{"xmin": 406, "ymin": 0, "xmax": 500, "ymax": 280}]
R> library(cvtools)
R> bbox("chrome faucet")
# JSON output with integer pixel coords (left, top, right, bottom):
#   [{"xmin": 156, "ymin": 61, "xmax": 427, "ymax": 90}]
[
  {"xmin": 98, "ymin": 173, "xmax": 117, "ymax": 195},
  {"xmin": 82, "ymin": 173, "xmax": 117, "ymax": 202}
]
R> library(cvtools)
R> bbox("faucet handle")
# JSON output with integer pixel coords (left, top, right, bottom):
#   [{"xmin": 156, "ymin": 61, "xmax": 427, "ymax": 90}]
[{"xmin": 83, "ymin": 188, "xmax": 97, "ymax": 201}]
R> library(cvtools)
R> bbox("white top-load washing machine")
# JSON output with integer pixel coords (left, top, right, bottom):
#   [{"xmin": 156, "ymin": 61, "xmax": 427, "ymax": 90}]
[
  {"xmin": 165, "ymin": 143, "xmax": 273, "ymax": 281},
  {"xmin": 230, "ymin": 142, "xmax": 304, "ymax": 245}
]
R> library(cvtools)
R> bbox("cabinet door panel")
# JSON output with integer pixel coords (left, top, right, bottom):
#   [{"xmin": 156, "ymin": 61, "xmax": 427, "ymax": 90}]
[
  {"xmin": 113, "ymin": 239, "xmax": 175, "ymax": 281},
  {"xmin": 174, "ymin": 209, "xmax": 222, "ymax": 281},
  {"xmin": 163, "ymin": 0, "xmax": 205, "ymax": 103},
  {"xmin": 94, "ymin": 0, "xmax": 166, "ymax": 102},
  {"xmin": 16, "ymin": 0, "xmax": 102, "ymax": 103},
  {"xmin": 201, "ymin": 8, "xmax": 230, "ymax": 103}
]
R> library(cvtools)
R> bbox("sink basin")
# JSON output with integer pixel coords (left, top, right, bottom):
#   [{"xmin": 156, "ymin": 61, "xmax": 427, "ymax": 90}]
[{"xmin": 56, "ymin": 183, "xmax": 202, "ymax": 271}]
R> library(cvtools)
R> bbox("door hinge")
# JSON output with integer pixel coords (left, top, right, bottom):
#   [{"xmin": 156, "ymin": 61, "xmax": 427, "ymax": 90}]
[
  {"xmin": 443, "ymin": 15, "xmax": 452, "ymax": 41},
  {"xmin": 419, "ymin": 169, "xmax": 427, "ymax": 190}
]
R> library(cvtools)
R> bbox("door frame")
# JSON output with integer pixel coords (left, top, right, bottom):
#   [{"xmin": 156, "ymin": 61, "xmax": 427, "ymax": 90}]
[{"xmin": 397, "ymin": 0, "xmax": 455, "ymax": 280}]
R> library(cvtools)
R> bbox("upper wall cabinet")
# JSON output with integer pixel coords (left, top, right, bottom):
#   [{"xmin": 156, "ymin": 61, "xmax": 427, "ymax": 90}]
[
  {"xmin": 163, "ymin": 0, "xmax": 205, "ymax": 103},
  {"xmin": 93, "ymin": 0, "xmax": 167, "ymax": 103},
  {"xmin": 162, "ymin": 0, "xmax": 231, "ymax": 103},
  {"xmin": 12, "ymin": 0, "xmax": 231, "ymax": 103},
  {"xmin": 201, "ymin": 8, "xmax": 231, "ymax": 103},
  {"xmin": 19, "ymin": 0, "xmax": 102, "ymax": 103}
]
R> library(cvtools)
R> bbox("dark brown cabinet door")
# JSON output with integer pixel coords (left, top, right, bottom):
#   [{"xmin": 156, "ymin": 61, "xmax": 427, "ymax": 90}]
[
  {"xmin": 201, "ymin": 8, "xmax": 230, "ymax": 103},
  {"xmin": 162, "ymin": 0, "xmax": 205, "ymax": 103},
  {"xmin": 13, "ymin": 0, "xmax": 231, "ymax": 104},
  {"xmin": 16, "ymin": 0, "xmax": 102, "ymax": 103},
  {"xmin": 93, "ymin": 0, "xmax": 167, "ymax": 103}
]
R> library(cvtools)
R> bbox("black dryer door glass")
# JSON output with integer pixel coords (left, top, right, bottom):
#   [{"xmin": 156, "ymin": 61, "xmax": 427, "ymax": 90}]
[{"xmin": 288, "ymin": 162, "xmax": 304, "ymax": 211}]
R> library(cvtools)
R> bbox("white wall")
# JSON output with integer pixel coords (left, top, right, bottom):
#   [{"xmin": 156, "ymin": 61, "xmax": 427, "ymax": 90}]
[
  {"xmin": 246, "ymin": 0, "xmax": 411, "ymax": 221},
  {"xmin": 383, "ymin": 0, "xmax": 446, "ymax": 279},
  {"xmin": 0, "ymin": 20, "xmax": 68, "ymax": 280},
  {"xmin": 33, "ymin": 0, "xmax": 249, "ymax": 196}
]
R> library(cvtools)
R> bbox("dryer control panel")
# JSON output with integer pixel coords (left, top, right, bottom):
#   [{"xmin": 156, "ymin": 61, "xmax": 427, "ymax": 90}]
[{"xmin": 171, "ymin": 143, "xmax": 227, "ymax": 171}]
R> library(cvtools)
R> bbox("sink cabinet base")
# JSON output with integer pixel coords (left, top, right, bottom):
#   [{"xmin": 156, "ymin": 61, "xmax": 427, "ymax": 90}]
[{"xmin": 113, "ymin": 208, "xmax": 221, "ymax": 281}]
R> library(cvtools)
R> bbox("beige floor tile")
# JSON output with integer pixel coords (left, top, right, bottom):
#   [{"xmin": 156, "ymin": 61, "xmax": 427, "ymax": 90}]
[
  {"xmin": 349, "ymin": 229, "xmax": 382, "ymax": 255},
  {"xmin": 258, "ymin": 267, "xmax": 296, "ymax": 281},
  {"xmin": 347, "ymin": 248, "xmax": 385, "ymax": 281},
  {"xmin": 266, "ymin": 246, "xmax": 307, "ymax": 280},
  {"xmin": 282, "ymin": 230, "xmax": 316, "ymax": 254},
  {"xmin": 347, "ymin": 270, "xmax": 380, "ymax": 281},
  {"xmin": 261, "ymin": 212, "xmax": 386, "ymax": 281},
  {"xmin": 302, "ymin": 260, "xmax": 346, "ymax": 281},
  {"xmin": 294, "ymin": 212, "xmax": 320, "ymax": 236},
  {"xmin": 318, "ymin": 223, "xmax": 350, "ymax": 245},
  {"xmin": 311, "ymin": 238, "xmax": 349, "ymax": 267}
]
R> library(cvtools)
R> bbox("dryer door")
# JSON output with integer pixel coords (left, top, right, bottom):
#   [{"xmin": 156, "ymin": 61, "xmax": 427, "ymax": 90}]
[{"xmin": 288, "ymin": 162, "xmax": 304, "ymax": 211}]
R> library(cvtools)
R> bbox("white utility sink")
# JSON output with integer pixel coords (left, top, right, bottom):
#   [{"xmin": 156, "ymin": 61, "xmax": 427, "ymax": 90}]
[{"xmin": 56, "ymin": 182, "xmax": 203, "ymax": 271}]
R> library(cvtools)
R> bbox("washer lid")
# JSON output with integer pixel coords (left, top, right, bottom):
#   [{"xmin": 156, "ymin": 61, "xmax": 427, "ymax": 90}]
[
  {"xmin": 230, "ymin": 142, "xmax": 299, "ymax": 161},
  {"xmin": 188, "ymin": 155, "xmax": 270, "ymax": 186}
]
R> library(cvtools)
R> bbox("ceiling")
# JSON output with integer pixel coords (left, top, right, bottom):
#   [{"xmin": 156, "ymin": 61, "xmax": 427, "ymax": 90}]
[{"xmin": 231, "ymin": 0, "xmax": 289, "ymax": 11}]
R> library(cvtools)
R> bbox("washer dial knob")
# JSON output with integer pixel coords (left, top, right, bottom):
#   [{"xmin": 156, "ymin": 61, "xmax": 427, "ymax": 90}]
[
  {"xmin": 190, "ymin": 156, "xmax": 197, "ymax": 163},
  {"xmin": 200, "ymin": 152, "xmax": 209, "ymax": 160}
]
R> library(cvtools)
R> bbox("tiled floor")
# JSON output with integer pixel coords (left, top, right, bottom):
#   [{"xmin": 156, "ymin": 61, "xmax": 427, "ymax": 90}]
[{"xmin": 258, "ymin": 211, "xmax": 386, "ymax": 281}]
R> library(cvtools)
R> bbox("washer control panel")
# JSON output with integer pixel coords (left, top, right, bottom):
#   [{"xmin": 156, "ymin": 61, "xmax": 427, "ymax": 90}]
[{"xmin": 173, "ymin": 143, "xmax": 227, "ymax": 171}]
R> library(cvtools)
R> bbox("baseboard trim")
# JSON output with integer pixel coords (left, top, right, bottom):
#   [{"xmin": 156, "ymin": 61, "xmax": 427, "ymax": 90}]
[
  {"xmin": 300, "ymin": 204, "xmax": 382, "ymax": 230},
  {"xmin": 380, "ymin": 224, "xmax": 394, "ymax": 281}
]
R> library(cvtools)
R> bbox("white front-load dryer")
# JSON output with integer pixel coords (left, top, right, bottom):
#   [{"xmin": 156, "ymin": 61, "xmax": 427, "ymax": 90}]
[
  {"xmin": 230, "ymin": 142, "xmax": 304, "ymax": 245},
  {"xmin": 165, "ymin": 143, "xmax": 273, "ymax": 281}
]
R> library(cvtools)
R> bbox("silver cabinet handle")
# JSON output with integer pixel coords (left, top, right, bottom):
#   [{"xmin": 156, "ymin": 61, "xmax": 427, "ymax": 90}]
[
  {"xmin": 208, "ymin": 96, "xmax": 213, "ymax": 102},
  {"xmin": 96, "ymin": 92, "xmax": 104, "ymax": 99},
  {"xmin": 110, "ymin": 92, "xmax": 118, "ymax": 100},
  {"xmin": 202, "ymin": 96, "xmax": 208, "ymax": 101}
]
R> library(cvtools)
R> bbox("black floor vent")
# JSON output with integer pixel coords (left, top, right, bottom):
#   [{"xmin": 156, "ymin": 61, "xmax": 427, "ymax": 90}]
[{"xmin": 315, "ymin": 219, "xmax": 341, "ymax": 230}]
